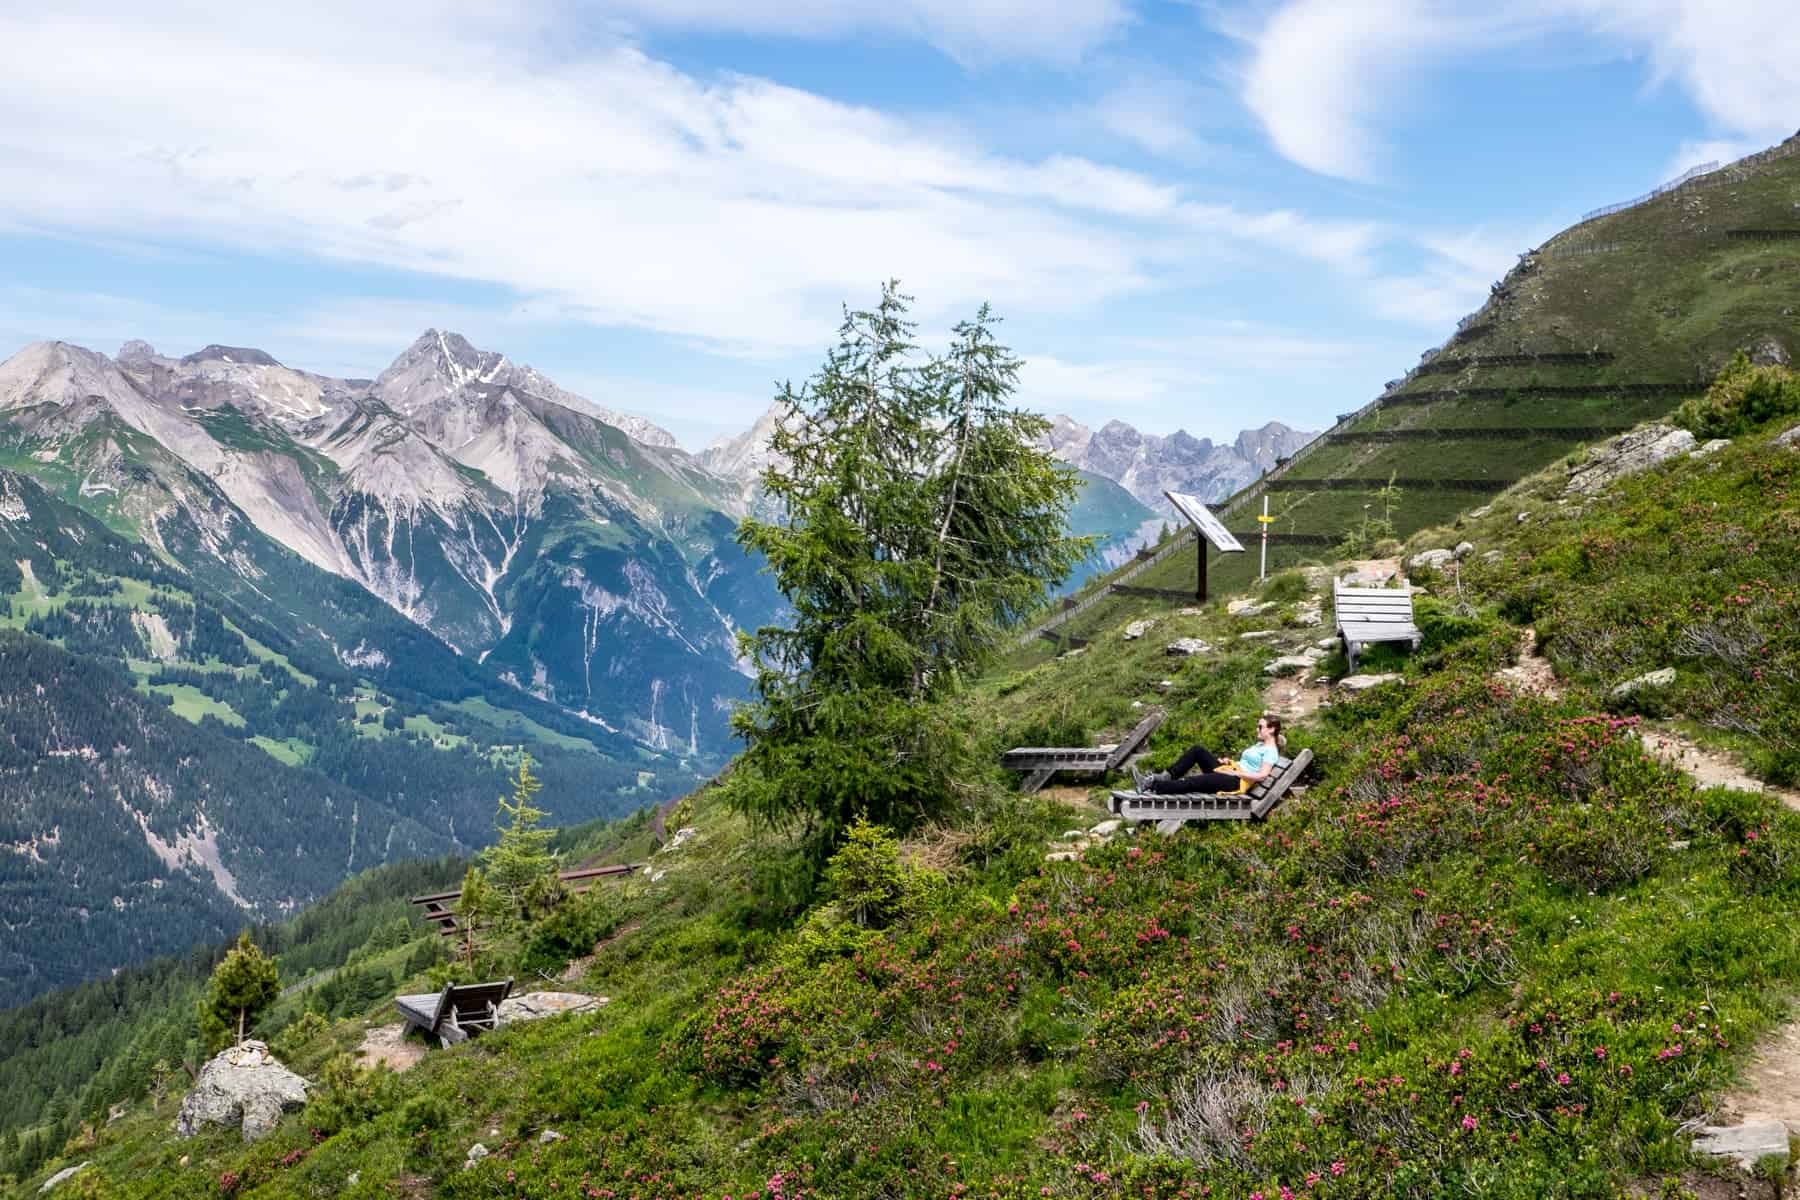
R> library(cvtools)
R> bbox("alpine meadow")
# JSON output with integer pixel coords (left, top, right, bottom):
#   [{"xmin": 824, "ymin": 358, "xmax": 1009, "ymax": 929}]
[{"xmin": 5, "ymin": 8, "xmax": 1800, "ymax": 1200}]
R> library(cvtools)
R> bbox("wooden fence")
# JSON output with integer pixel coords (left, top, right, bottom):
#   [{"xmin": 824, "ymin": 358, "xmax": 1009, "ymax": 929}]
[
  {"xmin": 1329, "ymin": 425, "xmax": 1632, "ymax": 442},
  {"xmin": 1413, "ymin": 351, "xmax": 1614, "ymax": 377}
]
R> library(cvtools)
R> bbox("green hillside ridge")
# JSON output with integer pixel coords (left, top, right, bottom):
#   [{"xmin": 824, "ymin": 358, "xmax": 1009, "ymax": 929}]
[
  {"xmin": 11, "ymin": 402, "xmax": 1800, "ymax": 1197},
  {"xmin": 1040, "ymin": 134, "xmax": 1800, "ymax": 625}
]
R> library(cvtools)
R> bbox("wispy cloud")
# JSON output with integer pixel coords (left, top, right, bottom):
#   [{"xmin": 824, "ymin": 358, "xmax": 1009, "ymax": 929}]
[
  {"xmin": 601, "ymin": 0, "xmax": 1133, "ymax": 65},
  {"xmin": 1235, "ymin": 0, "xmax": 1800, "ymax": 182},
  {"xmin": 0, "ymin": 1, "xmax": 1410, "ymax": 361}
]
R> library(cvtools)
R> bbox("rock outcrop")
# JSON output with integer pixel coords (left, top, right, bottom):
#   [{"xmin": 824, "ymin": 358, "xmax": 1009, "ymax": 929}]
[
  {"xmin": 495, "ymin": 991, "xmax": 608, "ymax": 1026},
  {"xmin": 37, "ymin": 1162, "xmax": 91, "ymax": 1193},
  {"xmin": 175, "ymin": 1041, "xmax": 308, "ymax": 1142},
  {"xmin": 1692, "ymin": 1119, "xmax": 1790, "ymax": 1172},
  {"xmin": 1611, "ymin": 667, "xmax": 1676, "ymax": 699},
  {"xmin": 1565, "ymin": 425, "xmax": 1696, "ymax": 495}
]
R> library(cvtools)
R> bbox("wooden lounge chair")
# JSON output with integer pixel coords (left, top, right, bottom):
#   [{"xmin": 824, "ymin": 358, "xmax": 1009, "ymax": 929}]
[
  {"xmin": 1107, "ymin": 748, "xmax": 1313, "ymax": 829},
  {"xmin": 394, "ymin": 978, "xmax": 514, "ymax": 1045},
  {"xmin": 1001, "ymin": 710, "xmax": 1163, "ymax": 793},
  {"xmin": 1333, "ymin": 579, "xmax": 1422, "ymax": 671}
]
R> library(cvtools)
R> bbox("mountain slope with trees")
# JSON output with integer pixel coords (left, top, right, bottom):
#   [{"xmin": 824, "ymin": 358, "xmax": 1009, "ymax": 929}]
[
  {"xmin": 11, "ymin": 392, "xmax": 1800, "ymax": 1198},
  {"xmin": 9, "ymin": 261, "xmax": 1800, "ymax": 1196},
  {"xmin": 0, "ymin": 466, "xmax": 700, "ymax": 1008}
]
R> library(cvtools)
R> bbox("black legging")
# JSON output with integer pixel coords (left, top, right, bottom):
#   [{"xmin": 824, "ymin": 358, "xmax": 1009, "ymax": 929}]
[{"xmin": 1149, "ymin": 745, "xmax": 1243, "ymax": 795}]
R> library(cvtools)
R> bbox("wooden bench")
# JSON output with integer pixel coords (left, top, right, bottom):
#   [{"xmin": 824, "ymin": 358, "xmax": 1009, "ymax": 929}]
[
  {"xmin": 1107, "ymin": 748, "xmax": 1313, "ymax": 828},
  {"xmin": 394, "ymin": 978, "xmax": 514, "ymax": 1045},
  {"xmin": 1001, "ymin": 710, "xmax": 1163, "ymax": 793},
  {"xmin": 1334, "ymin": 579, "xmax": 1422, "ymax": 671}
]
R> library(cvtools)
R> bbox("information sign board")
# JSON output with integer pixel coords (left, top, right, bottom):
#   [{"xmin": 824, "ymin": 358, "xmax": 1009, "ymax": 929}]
[{"xmin": 1164, "ymin": 491, "xmax": 1245, "ymax": 553}]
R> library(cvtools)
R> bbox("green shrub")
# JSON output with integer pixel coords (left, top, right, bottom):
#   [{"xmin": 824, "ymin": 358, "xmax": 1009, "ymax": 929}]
[
  {"xmin": 822, "ymin": 819, "xmax": 906, "ymax": 930},
  {"xmin": 1675, "ymin": 352, "xmax": 1800, "ymax": 437},
  {"xmin": 519, "ymin": 888, "xmax": 619, "ymax": 977},
  {"xmin": 1258, "ymin": 569, "xmax": 1312, "ymax": 603}
]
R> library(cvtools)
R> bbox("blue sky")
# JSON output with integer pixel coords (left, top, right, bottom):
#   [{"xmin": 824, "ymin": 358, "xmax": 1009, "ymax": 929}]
[{"xmin": 1, "ymin": 1, "xmax": 1795, "ymax": 448}]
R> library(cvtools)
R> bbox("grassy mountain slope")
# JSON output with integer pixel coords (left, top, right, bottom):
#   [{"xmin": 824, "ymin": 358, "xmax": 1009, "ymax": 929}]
[
  {"xmin": 16, "ymin": 408, "xmax": 1800, "ymax": 1198},
  {"xmin": 1038, "ymin": 135, "xmax": 1800, "ymax": 638},
  {"xmin": 1057, "ymin": 470, "xmax": 1163, "ymax": 595},
  {"xmin": 0, "ymin": 467, "xmax": 703, "ymax": 1008}
]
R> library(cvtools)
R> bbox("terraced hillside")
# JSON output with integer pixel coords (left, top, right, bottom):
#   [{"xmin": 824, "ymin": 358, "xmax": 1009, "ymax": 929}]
[{"xmin": 1026, "ymin": 132, "xmax": 1800, "ymax": 652}]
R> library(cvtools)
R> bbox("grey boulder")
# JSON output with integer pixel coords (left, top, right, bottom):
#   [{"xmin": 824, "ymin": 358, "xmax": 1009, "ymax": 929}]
[
  {"xmin": 1774, "ymin": 423, "xmax": 1800, "ymax": 449},
  {"xmin": 175, "ymin": 1041, "xmax": 308, "ymax": 1142},
  {"xmin": 1692, "ymin": 1119, "xmax": 1790, "ymax": 1172},
  {"xmin": 1408, "ymin": 548, "xmax": 1455, "ymax": 571},
  {"xmin": 38, "ymin": 1162, "xmax": 91, "ymax": 1194},
  {"xmin": 1565, "ymin": 425, "xmax": 1696, "ymax": 495},
  {"xmin": 1339, "ymin": 673, "xmax": 1404, "ymax": 692},
  {"xmin": 495, "ymin": 991, "xmax": 607, "ymax": 1026},
  {"xmin": 1610, "ymin": 667, "xmax": 1676, "ymax": 700}
]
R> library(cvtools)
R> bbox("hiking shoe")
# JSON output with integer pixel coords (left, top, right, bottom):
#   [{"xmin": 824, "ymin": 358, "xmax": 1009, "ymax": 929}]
[{"xmin": 1130, "ymin": 764, "xmax": 1151, "ymax": 792}]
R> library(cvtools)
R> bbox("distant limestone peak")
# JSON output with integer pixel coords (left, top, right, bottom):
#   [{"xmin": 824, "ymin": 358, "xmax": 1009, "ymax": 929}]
[
  {"xmin": 375, "ymin": 329, "xmax": 681, "ymax": 449},
  {"xmin": 1044, "ymin": 414, "xmax": 1317, "ymax": 513},
  {"xmin": 180, "ymin": 344, "xmax": 281, "ymax": 368},
  {"xmin": 116, "ymin": 339, "xmax": 158, "ymax": 363}
]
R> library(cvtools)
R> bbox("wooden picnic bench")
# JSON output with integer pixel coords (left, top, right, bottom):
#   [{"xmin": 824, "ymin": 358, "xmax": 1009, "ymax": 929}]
[
  {"xmin": 1107, "ymin": 748, "xmax": 1313, "ymax": 828},
  {"xmin": 394, "ymin": 978, "xmax": 513, "ymax": 1045},
  {"xmin": 1001, "ymin": 710, "xmax": 1163, "ymax": 793},
  {"xmin": 1333, "ymin": 579, "xmax": 1422, "ymax": 671}
]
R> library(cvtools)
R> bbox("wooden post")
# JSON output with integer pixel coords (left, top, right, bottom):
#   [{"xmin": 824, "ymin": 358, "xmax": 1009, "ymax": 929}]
[{"xmin": 1196, "ymin": 541, "xmax": 1207, "ymax": 602}]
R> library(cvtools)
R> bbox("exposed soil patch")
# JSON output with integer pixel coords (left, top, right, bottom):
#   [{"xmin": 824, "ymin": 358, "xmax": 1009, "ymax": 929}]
[
  {"xmin": 1721, "ymin": 1018, "xmax": 1800, "ymax": 1134},
  {"xmin": 355, "ymin": 1023, "xmax": 428, "ymax": 1074},
  {"xmin": 1035, "ymin": 784, "xmax": 1108, "ymax": 815},
  {"xmin": 1492, "ymin": 627, "xmax": 1563, "ymax": 699},
  {"xmin": 1627, "ymin": 1170, "xmax": 1774, "ymax": 1200},
  {"xmin": 1636, "ymin": 724, "xmax": 1800, "ymax": 811},
  {"xmin": 1262, "ymin": 673, "xmax": 1331, "ymax": 722}
]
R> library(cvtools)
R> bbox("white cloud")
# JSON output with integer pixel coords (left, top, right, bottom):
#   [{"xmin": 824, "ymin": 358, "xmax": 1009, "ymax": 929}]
[
  {"xmin": 1570, "ymin": 0, "xmax": 1800, "ymax": 140},
  {"xmin": 0, "ymin": 1, "xmax": 1399, "ymax": 361},
  {"xmin": 1237, "ymin": 0, "xmax": 1800, "ymax": 181},
  {"xmin": 1090, "ymin": 76, "xmax": 1213, "ymax": 159}
]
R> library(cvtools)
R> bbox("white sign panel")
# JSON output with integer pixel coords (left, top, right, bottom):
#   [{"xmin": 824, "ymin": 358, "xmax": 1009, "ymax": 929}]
[{"xmin": 1165, "ymin": 491, "xmax": 1245, "ymax": 553}]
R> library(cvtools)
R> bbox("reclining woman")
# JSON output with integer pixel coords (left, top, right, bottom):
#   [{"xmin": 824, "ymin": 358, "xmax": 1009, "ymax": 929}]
[{"xmin": 1132, "ymin": 715, "xmax": 1285, "ymax": 794}]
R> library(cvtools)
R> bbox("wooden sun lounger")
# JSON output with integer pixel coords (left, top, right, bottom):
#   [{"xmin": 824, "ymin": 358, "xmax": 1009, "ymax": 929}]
[
  {"xmin": 394, "ymin": 978, "xmax": 514, "ymax": 1045},
  {"xmin": 1001, "ymin": 710, "xmax": 1163, "ymax": 793},
  {"xmin": 1334, "ymin": 580, "xmax": 1422, "ymax": 671},
  {"xmin": 1107, "ymin": 748, "xmax": 1313, "ymax": 828}
]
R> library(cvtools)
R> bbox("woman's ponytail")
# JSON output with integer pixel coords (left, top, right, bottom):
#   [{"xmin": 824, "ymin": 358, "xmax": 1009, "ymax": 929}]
[{"xmin": 1263, "ymin": 713, "xmax": 1286, "ymax": 751}]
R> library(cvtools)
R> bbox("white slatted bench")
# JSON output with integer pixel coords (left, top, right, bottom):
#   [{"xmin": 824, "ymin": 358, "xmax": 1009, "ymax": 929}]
[
  {"xmin": 1334, "ymin": 580, "xmax": 1422, "ymax": 671},
  {"xmin": 1107, "ymin": 748, "xmax": 1313, "ymax": 829},
  {"xmin": 1001, "ymin": 710, "xmax": 1163, "ymax": 793}
]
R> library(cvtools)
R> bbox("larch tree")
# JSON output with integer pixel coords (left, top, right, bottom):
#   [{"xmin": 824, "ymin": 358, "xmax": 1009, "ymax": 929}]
[
  {"xmin": 198, "ymin": 932, "xmax": 280, "ymax": 1052},
  {"xmin": 480, "ymin": 755, "xmax": 558, "ymax": 925},
  {"xmin": 731, "ymin": 282, "xmax": 1089, "ymax": 852}
]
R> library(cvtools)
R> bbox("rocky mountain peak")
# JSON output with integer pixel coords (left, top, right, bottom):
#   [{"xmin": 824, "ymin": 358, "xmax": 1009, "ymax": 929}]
[
  {"xmin": 180, "ymin": 345, "xmax": 282, "ymax": 368},
  {"xmin": 376, "ymin": 330, "xmax": 511, "ymax": 412},
  {"xmin": 116, "ymin": 339, "xmax": 158, "ymax": 364},
  {"xmin": 1043, "ymin": 412, "xmax": 1318, "ymax": 512}
]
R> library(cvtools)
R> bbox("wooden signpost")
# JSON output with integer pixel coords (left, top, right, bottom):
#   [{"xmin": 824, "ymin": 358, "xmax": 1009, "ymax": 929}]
[
  {"xmin": 1256, "ymin": 496, "xmax": 1275, "ymax": 581},
  {"xmin": 1164, "ymin": 491, "xmax": 1245, "ymax": 602}
]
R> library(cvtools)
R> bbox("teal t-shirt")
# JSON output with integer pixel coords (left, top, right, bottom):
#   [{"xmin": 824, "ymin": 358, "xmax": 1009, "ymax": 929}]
[{"xmin": 1238, "ymin": 742, "xmax": 1279, "ymax": 776}]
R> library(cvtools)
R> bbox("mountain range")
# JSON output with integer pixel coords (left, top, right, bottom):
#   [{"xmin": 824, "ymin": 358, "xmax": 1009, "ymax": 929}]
[
  {"xmin": 0, "ymin": 332, "xmax": 1307, "ymax": 724},
  {"xmin": 0, "ymin": 327, "xmax": 1301, "ymax": 1003}
]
